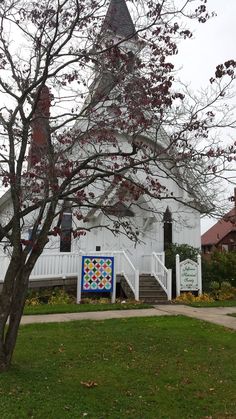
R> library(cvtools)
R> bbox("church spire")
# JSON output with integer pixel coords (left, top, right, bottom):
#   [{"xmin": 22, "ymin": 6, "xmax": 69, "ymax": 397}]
[{"xmin": 102, "ymin": 0, "xmax": 137, "ymax": 40}]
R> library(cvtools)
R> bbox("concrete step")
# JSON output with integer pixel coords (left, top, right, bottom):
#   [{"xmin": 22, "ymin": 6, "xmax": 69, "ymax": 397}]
[
  {"xmin": 140, "ymin": 291, "xmax": 165, "ymax": 296},
  {"xmin": 140, "ymin": 286, "xmax": 166, "ymax": 292},
  {"xmin": 139, "ymin": 288, "xmax": 165, "ymax": 294},
  {"xmin": 140, "ymin": 295, "xmax": 168, "ymax": 302},
  {"xmin": 139, "ymin": 283, "xmax": 164, "ymax": 289},
  {"xmin": 139, "ymin": 275, "xmax": 168, "ymax": 303},
  {"xmin": 140, "ymin": 293, "xmax": 166, "ymax": 299},
  {"xmin": 119, "ymin": 274, "xmax": 168, "ymax": 303}
]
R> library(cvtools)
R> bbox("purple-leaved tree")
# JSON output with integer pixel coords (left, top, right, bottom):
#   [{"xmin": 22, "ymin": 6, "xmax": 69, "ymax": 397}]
[{"xmin": 0, "ymin": 0, "xmax": 235, "ymax": 370}]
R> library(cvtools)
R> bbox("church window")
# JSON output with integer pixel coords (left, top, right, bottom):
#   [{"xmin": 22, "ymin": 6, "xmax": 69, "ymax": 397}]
[
  {"xmin": 163, "ymin": 207, "xmax": 173, "ymax": 251},
  {"xmin": 60, "ymin": 206, "xmax": 72, "ymax": 252}
]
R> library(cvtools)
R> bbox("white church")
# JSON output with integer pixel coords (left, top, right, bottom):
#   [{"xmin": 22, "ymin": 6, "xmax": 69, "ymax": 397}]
[{"xmin": 0, "ymin": 0, "xmax": 204, "ymax": 302}]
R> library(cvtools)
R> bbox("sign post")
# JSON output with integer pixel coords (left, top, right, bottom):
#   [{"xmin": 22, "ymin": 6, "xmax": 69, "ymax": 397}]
[{"xmin": 176, "ymin": 254, "xmax": 202, "ymax": 297}]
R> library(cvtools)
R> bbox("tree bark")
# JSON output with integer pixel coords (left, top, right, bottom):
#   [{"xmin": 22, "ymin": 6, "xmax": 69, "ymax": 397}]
[
  {"xmin": 0, "ymin": 201, "xmax": 57, "ymax": 371},
  {"xmin": 0, "ymin": 265, "xmax": 30, "ymax": 371}
]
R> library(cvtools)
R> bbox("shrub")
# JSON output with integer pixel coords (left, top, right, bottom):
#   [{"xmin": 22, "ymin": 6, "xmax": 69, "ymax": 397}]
[
  {"xmin": 25, "ymin": 288, "xmax": 75, "ymax": 306},
  {"xmin": 208, "ymin": 281, "xmax": 236, "ymax": 301},
  {"xmin": 25, "ymin": 296, "xmax": 41, "ymax": 306},
  {"xmin": 208, "ymin": 281, "xmax": 220, "ymax": 299},
  {"xmin": 48, "ymin": 289, "xmax": 75, "ymax": 305},
  {"xmin": 202, "ymin": 251, "xmax": 236, "ymax": 290},
  {"xmin": 175, "ymin": 292, "xmax": 214, "ymax": 304},
  {"xmin": 165, "ymin": 243, "xmax": 199, "ymax": 269}
]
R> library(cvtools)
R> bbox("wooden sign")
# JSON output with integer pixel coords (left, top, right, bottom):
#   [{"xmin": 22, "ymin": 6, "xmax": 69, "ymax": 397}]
[
  {"xmin": 179, "ymin": 259, "xmax": 198, "ymax": 291},
  {"xmin": 176, "ymin": 254, "xmax": 202, "ymax": 296}
]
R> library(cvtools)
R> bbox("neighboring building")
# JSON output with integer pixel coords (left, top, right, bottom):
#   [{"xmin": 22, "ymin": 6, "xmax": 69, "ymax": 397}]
[{"xmin": 201, "ymin": 189, "xmax": 236, "ymax": 254}]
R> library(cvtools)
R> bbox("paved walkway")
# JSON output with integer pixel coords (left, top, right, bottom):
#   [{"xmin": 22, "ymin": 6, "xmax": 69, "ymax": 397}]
[
  {"xmin": 157, "ymin": 305, "xmax": 236, "ymax": 330},
  {"xmin": 20, "ymin": 305, "xmax": 236, "ymax": 330}
]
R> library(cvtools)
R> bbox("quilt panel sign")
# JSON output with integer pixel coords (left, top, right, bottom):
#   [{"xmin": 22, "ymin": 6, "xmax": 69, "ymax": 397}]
[{"xmin": 81, "ymin": 256, "xmax": 114, "ymax": 293}]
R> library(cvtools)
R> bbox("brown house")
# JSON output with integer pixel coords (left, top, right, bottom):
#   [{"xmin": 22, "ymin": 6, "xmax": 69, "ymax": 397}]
[{"xmin": 201, "ymin": 189, "xmax": 236, "ymax": 253}]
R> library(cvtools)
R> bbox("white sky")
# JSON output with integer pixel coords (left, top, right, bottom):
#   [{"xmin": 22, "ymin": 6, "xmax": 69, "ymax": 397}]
[
  {"xmin": 172, "ymin": 0, "xmax": 236, "ymax": 233},
  {"xmin": 174, "ymin": 0, "xmax": 236, "ymax": 89}
]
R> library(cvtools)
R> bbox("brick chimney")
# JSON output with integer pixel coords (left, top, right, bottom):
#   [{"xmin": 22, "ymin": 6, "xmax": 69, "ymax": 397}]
[{"xmin": 28, "ymin": 85, "xmax": 51, "ymax": 168}]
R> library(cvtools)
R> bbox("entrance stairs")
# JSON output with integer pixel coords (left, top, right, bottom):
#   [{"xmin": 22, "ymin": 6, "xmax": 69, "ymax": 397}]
[
  {"xmin": 119, "ymin": 274, "xmax": 168, "ymax": 304},
  {"xmin": 139, "ymin": 274, "xmax": 168, "ymax": 304}
]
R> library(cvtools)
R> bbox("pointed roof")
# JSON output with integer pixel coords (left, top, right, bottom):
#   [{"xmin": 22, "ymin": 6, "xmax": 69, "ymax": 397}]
[
  {"xmin": 201, "ymin": 207, "xmax": 236, "ymax": 246},
  {"xmin": 102, "ymin": 0, "xmax": 137, "ymax": 40}
]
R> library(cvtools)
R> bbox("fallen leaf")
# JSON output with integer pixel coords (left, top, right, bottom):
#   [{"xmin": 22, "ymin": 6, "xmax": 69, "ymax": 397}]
[{"xmin": 80, "ymin": 381, "xmax": 98, "ymax": 388}]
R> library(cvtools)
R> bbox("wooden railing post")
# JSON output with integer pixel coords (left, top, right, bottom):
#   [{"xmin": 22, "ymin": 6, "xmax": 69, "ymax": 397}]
[
  {"xmin": 111, "ymin": 257, "xmax": 116, "ymax": 304},
  {"xmin": 167, "ymin": 269, "xmax": 172, "ymax": 301},
  {"xmin": 176, "ymin": 254, "xmax": 180, "ymax": 297},
  {"xmin": 197, "ymin": 254, "xmax": 202, "ymax": 295},
  {"xmin": 135, "ymin": 269, "xmax": 139, "ymax": 301},
  {"xmin": 151, "ymin": 252, "xmax": 155, "ymax": 276},
  {"xmin": 77, "ymin": 254, "xmax": 82, "ymax": 304}
]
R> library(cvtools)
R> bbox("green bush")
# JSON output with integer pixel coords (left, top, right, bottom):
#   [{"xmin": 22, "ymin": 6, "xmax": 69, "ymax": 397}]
[
  {"xmin": 48, "ymin": 289, "xmax": 74, "ymax": 305},
  {"xmin": 165, "ymin": 243, "xmax": 199, "ymax": 270},
  {"xmin": 25, "ymin": 287, "xmax": 75, "ymax": 306},
  {"xmin": 202, "ymin": 251, "xmax": 236, "ymax": 290},
  {"xmin": 208, "ymin": 280, "xmax": 236, "ymax": 301}
]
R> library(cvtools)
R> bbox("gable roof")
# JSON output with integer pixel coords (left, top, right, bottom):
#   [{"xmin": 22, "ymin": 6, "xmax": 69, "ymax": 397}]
[
  {"xmin": 102, "ymin": 0, "xmax": 137, "ymax": 39},
  {"xmin": 201, "ymin": 207, "xmax": 236, "ymax": 246}
]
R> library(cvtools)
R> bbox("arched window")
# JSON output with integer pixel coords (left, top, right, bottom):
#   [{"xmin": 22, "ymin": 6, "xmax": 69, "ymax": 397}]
[
  {"xmin": 60, "ymin": 204, "xmax": 72, "ymax": 252},
  {"xmin": 163, "ymin": 207, "xmax": 172, "ymax": 251}
]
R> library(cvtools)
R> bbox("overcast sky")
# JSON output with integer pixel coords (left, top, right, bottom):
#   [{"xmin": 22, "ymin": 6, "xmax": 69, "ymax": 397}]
[
  {"xmin": 174, "ymin": 0, "xmax": 236, "ymax": 89},
  {"xmin": 172, "ymin": 0, "xmax": 236, "ymax": 233}
]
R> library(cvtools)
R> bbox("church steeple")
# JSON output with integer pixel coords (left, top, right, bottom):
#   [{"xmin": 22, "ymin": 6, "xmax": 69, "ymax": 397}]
[
  {"xmin": 84, "ymin": 0, "xmax": 139, "ymax": 110},
  {"xmin": 102, "ymin": 0, "xmax": 137, "ymax": 40}
]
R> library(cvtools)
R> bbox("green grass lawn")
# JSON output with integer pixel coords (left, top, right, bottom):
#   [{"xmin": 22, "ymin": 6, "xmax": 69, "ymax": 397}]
[
  {"xmin": 188, "ymin": 300, "xmax": 236, "ymax": 308},
  {"xmin": 23, "ymin": 302, "xmax": 152, "ymax": 315},
  {"xmin": 0, "ymin": 316, "xmax": 236, "ymax": 418}
]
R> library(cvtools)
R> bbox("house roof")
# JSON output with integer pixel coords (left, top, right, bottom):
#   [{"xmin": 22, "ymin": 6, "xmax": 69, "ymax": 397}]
[
  {"xmin": 201, "ymin": 207, "xmax": 236, "ymax": 246},
  {"xmin": 102, "ymin": 0, "xmax": 137, "ymax": 39}
]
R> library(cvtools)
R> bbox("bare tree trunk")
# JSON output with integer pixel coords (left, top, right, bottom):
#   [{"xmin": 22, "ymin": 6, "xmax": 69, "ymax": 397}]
[
  {"xmin": 0, "ymin": 204, "xmax": 55, "ymax": 371},
  {"xmin": 0, "ymin": 263, "xmax": 30, "ymax": 371}
]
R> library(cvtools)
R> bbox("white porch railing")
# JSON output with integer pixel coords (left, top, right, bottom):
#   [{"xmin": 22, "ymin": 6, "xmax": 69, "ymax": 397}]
[
  {"xmin": 0, "ymin": 251, "xmax": 139, "ymax": 300},
  {"xmin": 0, "ymin": 251, "xmax": 171, "ymax": 301},
  {"xmin": 141, "ymin": 252, "xmax": 165, "ymax": 273},
  {"xmin": 120, "ymin": 251, "xmax": 139, "ymax": 301},
  {"xmin": 31, "ymin": 252, "xmax": 80, "ymax": 279},
  {"xmin": 0, "ymin": 252, "xmax": 80, "ymax": 282},
  {"xmin": 151, "ymin": 252, "xmax": 172, "ymax": 300}
]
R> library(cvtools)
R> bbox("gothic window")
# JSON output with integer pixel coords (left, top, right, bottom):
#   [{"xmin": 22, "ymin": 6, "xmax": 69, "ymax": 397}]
[
  {"xmin": 60, "ymin": 206, "xmax": 72, "ymax": 252},
  {"xmin": 163, "ymin": 207, "xmax": 172, "ymax": 251}
]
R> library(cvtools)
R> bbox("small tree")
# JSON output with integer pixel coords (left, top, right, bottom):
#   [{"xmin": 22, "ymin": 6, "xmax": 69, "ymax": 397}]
[
  {"xmin": 202, "ymin": 251, "xmax": 236, "ymax": 290},
  {"xmin": 0, "ymin": 0, "xmax": 235, "ymax": 370}
]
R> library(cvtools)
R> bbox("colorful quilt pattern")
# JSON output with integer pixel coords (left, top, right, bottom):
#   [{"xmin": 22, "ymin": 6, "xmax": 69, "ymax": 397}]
[{"xmin": 81, "ymin": 256, "xmax": 114, "ymax": 292}]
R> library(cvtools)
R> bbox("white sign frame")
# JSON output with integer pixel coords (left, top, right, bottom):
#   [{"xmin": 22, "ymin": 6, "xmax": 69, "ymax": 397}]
[{"xmin": 176, "ymin": 254, "xmax": 202, "ymax": 297}]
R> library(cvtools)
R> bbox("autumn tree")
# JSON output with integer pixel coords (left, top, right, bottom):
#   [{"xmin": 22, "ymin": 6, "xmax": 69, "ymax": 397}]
[{"xmin": 0, "ymin": 0, "xmax": 235, "ymax": 370}]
